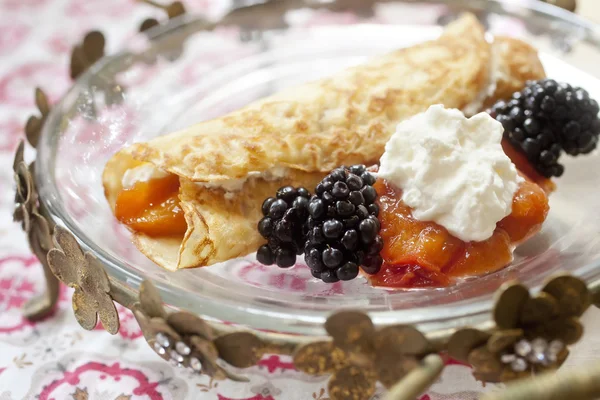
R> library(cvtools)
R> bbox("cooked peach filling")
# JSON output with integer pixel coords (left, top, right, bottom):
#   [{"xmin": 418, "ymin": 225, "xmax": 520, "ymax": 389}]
[
  {"xmin": 369, "ymin": 176, "xmax": 549, "ymax": 289},
  {"xmin": 115, "ymin": 174, "xmax": 187, "ymax": 237},
  {"xmin": 502, "ymin": 140, "xmax": 555, "ymax": 193}
]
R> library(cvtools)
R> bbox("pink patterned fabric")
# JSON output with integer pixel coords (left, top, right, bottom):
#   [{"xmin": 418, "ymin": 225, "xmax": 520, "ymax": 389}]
[{"xmin": 1, "ymin": 0, "xmax": 600, "ymax": 399}]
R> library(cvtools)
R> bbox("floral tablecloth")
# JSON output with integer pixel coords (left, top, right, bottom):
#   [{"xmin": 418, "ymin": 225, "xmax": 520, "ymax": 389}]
[{"xmin": 1, "ymin": 0, "xmax": 600, "ymax": 399}]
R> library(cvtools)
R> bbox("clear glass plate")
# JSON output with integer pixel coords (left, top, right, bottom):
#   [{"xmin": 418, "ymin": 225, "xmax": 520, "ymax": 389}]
[{"xmin": 36, "ymin": 0, "xmax": 600, "ymax": 336}]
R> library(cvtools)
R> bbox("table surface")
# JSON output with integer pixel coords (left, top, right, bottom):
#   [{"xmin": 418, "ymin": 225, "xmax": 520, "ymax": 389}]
[{"xmin": 1, "ymin": 0, "xmax": 600, "ymax": 399}]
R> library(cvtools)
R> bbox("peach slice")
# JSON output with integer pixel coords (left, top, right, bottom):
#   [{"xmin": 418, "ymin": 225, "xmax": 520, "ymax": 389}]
[{"xmin": 115, "ymin": 174, "xmax": 187, "ymax": 237}]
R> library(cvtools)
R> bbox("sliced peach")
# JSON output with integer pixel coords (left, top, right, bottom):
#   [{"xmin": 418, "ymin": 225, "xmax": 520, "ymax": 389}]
[
  {"xmin": 118, "ymin": 196, "xmax": 187, "ymax": 237},
  {"xmin": 378, "ymin": 180, "xmax": 464, "ymax": 273},
  {"xmin": 370, "ymin": 174, "xmax": 549, "ymax": 289},
  {"xmin": 369, "ymin": 264, "xmax": 452, "ymax": 288},
  {"xmin": 497, "ymin": 180, "xmax": 549, "ymax": 244},
  {"xmin": 502, "ymin": 139, "xmax": 555, "ymax": 193},
  {"xmin": 115, "ymin": 174, "xmax": 181, "ymax": 219},
  {"xmin": 445, "ymin": 229, "xmax": 513, "ymax": 277},
  {"xmin": 115, "ymin": 174, "xmax": 187, "ymax": 237}
]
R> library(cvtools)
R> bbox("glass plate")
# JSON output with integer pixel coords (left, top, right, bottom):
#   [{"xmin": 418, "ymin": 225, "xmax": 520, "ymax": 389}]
[{"xmin": 36, "ymin": 0, "xmax": 600, "ymax": 336}]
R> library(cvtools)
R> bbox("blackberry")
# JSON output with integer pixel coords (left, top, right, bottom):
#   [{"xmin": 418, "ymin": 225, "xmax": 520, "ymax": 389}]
[
  {"xmin": 256, "ymin": 186, "xmax": 311, "ymax": 268},
  {"xmin": 305, "ymin": 166, "xmax": 383, "ymax": 282},
  {"xmin": 490, "ymin": 79, "xmax": 600, "ymax": 178}
]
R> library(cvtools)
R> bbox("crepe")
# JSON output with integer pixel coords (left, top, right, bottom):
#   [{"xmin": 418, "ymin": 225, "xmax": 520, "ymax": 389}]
[{"xmin": 103, "ymin": 14, "xmax": 546, "ymax": 271}]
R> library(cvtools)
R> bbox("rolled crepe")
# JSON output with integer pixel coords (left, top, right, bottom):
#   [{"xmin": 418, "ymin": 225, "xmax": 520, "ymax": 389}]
[{"xmin": 103, "ymin": 14, "xmax": 545, "ymax": 271}]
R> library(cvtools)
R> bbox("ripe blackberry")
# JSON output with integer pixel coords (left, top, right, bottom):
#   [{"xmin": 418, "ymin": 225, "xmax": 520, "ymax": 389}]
[
  {"xmin": 490, "ymin": 79, "xmax": 600, "ymax": 178},
  {"xmin": 305, "ymin": 165, "xmax": 383, "ymax": 282},
  {"xmin": 256, "ymin": 186, "xmax": 311, "ymax": 268}
]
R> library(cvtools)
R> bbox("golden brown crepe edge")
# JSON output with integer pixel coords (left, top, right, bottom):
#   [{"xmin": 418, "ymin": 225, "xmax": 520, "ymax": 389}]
[
  {"xmin": 177, "ymin": 172, "xmax": 325, "ymax": 268},
  {"xmin": 123, "ymin": 14, "xmax": 490, "ymax": 183},
  {"xmin": 486, "ymin": 36, "xmax": 546, "ymax": 107}
]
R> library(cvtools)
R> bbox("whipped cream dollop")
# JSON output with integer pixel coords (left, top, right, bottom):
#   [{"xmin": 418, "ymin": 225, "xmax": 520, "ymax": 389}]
[
  {"xmin": 378, "ymin": 105, "xmax": 523, "ymax": 242},
  {"xmin": 122, "ymin": 164, "xmax": 169, "ymax": 189}
]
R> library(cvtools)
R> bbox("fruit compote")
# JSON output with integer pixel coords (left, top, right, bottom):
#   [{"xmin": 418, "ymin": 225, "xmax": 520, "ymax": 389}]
[
  {"xmin": 502, "ymin": 140, "xmax": 556, "ymax": 193},
  {"xmin": 115, "ymin": 174, "xmax": 187, "ymax": 237},
  {"xmin": 369, "ymin": 170, "xmax": 549, "ymax": 289}
]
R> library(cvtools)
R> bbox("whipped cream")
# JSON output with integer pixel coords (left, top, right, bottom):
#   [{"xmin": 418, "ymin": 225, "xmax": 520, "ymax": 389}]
[
  {"xmin": 378, "ymin": 105, "xmax": 522, "ymax": 242},
  {"xmin": 122, "ymin": 164, "xmax": 169, "ymax": 189},
  {"xmin": 194, "ymin": 167, "xmax": 290, "ymax": 194}
]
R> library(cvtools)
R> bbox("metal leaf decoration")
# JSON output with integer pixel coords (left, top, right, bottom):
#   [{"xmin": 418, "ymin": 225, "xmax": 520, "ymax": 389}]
[
  {"xmin": 47, "ymin": 226, "xmax": 119, "ymax": 334},
  {"xmin": 214, "ymin": 332, "xmax": 266, "ymax": 368},
  {"xmin": 139, "ymin": 0, "xmax": 186, "ymax": 32},
  {"xmin": 13, "ymin": 144, "xmax": 49, "ymax": 252},
  {"xmin": 448, "ymin": 274, "xmax": 591, "ymax": 383},
  {"xmin": 294, "ymin": 311, "xmax": 433, "ymax": 400},
  {"xmin": 133, "ymin": 279, "xmax": 249, "ymax": 382},
  {"xmin": 138, "ymin": 277, "xmax": 167, "ymax": 320},
  {"xmin": 542, "ymin": 0, "xmax": 577, "ymax": 12},
  {"xmin": 69, "ymin": 30, "xmax": 124, "ymax": 111},
  {"xmin": 294, "ymin": 342, "xmax": 347, "ymax": 375},
  {"xmin": 13, "ymin": 141, "xmax": 33, "ymax": 232},
  {"xmin": 13, "ymin": 139, "xmax": 58, "ymax": 320},
  {"xmin": 592, "ymin": 287, "xmax": 600, "ymax": 309},
  {"xmin": 24, "ymin": 88, "xmax": 50, "ymax": 148},
  {"xmin": 167, "ymin": 311, "xmax": 213, "ymax": 340},
  {"xmin": 138, "ymin": 0, "xmax": 188, "ymax": 62},
  {"xmin": 70, "ymin": 31, "xmax": 106, "ymax": 80}
]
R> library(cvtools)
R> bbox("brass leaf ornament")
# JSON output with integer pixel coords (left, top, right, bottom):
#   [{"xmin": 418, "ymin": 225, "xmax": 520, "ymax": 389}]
[
  {"xmin": 214, "ymin": 332, "xmax": 265, "ymax": 368},
  {"xmin": 70, "ymin": 31, "xmax": 106, "ymax": 80},
  {"xmin": 13, "ymin": 139, "xmax": 58, "ymax": 320},
  {"xmin": 13, "ymin": 141, "xmax": 33, "ymax": 232},
  {"xmin": 519, "ymin": 292, "xmax": 559, "ymax": 326},
  {"xmin": 592, "ymin": 287, "xmax": 600, "ymax": 309},
  {"xmin": 167, "ymin": 311, "xmax": 214, "ymax": 340},
  {"xmin": 448, "ymin": 274, "xmax": 591, "ymax": 383},
  {"xmin": 328, "ymin": 366, "xmax": 377, "ymax": 400},
  {"xmin": 448, "ymin": 328, "xmax": 491, "ymax": 363},
  {"xmin": 12, "ymin": 142, "xmax": 52, "ymax": 254},
  {"xmin": 294, "ymin": 311, "xmax": 432, "ymax": 400},
  {"xmin": 140, "ymin": 18, "xmax": 160, "ymax": 32},
  {"xmin": 493, "ymin": 283, "xmax": 529, "ymax": 329},
  {"xmin": 542, "ymin": 0, "xmax": 577, "ymax": 12},
  {"xmin": 325, "ymin": 311, "xmax": 375, "ymax": 356},
  {"xmin": 133, "ymin": 280, "xmax": 248, "ymax": 382},
  {"xmin": 138, "ymin": 0, "xmax": 187, "ymax": 62},
  {"xmin": 293, "ymin": 342, "xmax": 347, "ymax": 375},
  {"xmin": 138, "ymin": 277, "xmax": 167, "ymax": 321},
  {"xmin": 69, "ymin": 30, "xmax": 125, "ymax": 109},
  {"xmin": 24, "ymin": 88, "xmax": 50, "ymax": 148},
  {"xmin": 542, "ymin": 275, "xmax": 591, "ymax": 317},
  {"xmin": 487, "ymin": 329, "xmax": 523, "ymax": 354},
  {"xmin": 139, "ymin": 0, "xmax": 186, "ymax": 33},
  {"xmin": 47, "ymin": 226, "xmax": 119, "ymax": 334}
]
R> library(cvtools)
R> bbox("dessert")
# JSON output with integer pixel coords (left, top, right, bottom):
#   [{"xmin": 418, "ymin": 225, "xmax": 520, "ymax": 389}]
[
  {"xmin": 103, "ymin": 15, "xmax": 545, "ymax": 272},
  {"xmin": 368, "ymin": 105, "xmax": 549, "ymax": 287},
  {"xmin": 102, "ymin": 14, "xmax": 600, "ymax": 289}
]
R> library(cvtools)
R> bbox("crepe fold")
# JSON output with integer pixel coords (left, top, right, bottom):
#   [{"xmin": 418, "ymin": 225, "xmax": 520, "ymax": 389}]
[{"xmin": 103, "ymin": 14, "xmax": 545, "ymax": 271}]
